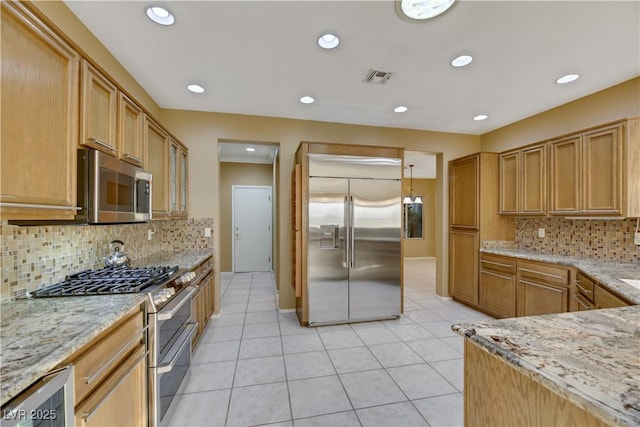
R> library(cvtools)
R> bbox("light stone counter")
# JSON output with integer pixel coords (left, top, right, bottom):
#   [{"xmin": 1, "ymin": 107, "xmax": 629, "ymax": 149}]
[
  {"xmin": 453, "ymin": 306, "xmax": 640, "ymax": 426},
  {"xmin": 481, "ymin": 248, "xmax": 640, "ymax": 304},
  {"xmin": 0, "ymin": 250, "xmax": 214, "ymax": 407}
]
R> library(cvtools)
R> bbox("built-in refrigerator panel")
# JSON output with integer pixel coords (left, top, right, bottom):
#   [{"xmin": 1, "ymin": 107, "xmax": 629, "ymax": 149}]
[
  {"xmin": 349, "ymin": 178, "xmax": 401, "ymax": 320},
  {"xmin": 308, "ymin": 177, "xmax": 349, "ymax": 324}
]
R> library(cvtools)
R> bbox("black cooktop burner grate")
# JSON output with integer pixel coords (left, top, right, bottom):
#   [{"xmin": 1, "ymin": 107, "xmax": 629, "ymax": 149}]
[{"xmin": 29, "ymin": 266, "xmax": 179, "ymax": 298}]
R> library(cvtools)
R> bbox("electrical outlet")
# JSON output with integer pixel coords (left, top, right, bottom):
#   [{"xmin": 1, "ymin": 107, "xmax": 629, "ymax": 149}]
[
  {"xmin": 147, "ymin": 230, "xmax": 154, "ymax": 241},
  {"xmin": 634, "ymin": 231, "xmax": 640, "ymax": 246},
  {"xmin": 204, "ymin": 227, "xmax": 212, "ymax": 238},
  {"xmin": 538, "ymin": 228, "xmax": 545, "ymax": 238}
]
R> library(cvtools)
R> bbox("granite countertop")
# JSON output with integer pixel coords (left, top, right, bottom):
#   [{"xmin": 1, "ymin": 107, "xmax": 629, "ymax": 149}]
[
  {"xmin": 481, "ymin": 248, "xmax": 640, "ymax": 304},
  {"xmin": 0, "ymin": 249, "xmax": 214, "ymax": 407},
  {"xmin": 453, "ymin": 305, "xmax": 640, "ymax": 426}
]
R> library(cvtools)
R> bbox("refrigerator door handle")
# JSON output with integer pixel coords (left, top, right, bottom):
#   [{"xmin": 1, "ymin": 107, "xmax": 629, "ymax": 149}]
[
  {"xmin": 350, "ymin": 195, "xmax": 355, "ymax": 268},
  {"xmin": 343, "ymin": 196, "xmax": 349, "ymax": 268}
]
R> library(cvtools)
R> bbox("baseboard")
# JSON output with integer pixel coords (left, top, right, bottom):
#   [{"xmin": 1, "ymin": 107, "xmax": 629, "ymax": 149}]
[{"xmin": 278, "ymin": 308, "xmax": 296, "ymax": 313}]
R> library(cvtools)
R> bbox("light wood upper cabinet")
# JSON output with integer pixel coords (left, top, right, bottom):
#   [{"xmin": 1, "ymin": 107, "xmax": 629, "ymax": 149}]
[
  {"xmin": 118, "ymin": 93, "xmax": 145, "ymax": 167},
  {"xmin": 145, "ymin": 117, "xmax": 170, "ymax": 218},
  {"xmin": 499, "ymin": 144, "xmax": 546, "ymax": 215},
  {"xmin": 80, "ymin": 60, "xmax": 118, "ymax": 155},
  {"xmin": 449, "ymin": 155, "xmax": 479, "ymax": 228},
  {"xmin": 582, "ymin": 124, "xmax": 621, "ymax": 214},
  {"xmin": 549, "ymin": 119, "xmax": 639, "ymax": 217},
  {"xmin": 0, "ymin": 1, "xmax": 79, "ymax": 220},
  {"xmin": 169, "ymin": 139, "xmax": 188, "ymax": 217}
]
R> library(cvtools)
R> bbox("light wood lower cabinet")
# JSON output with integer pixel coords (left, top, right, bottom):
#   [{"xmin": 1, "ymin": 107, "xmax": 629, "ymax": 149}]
[
  {"xmin": 192, "ymin": 269, "xmax": 215, "ymax": 349},
  {"xmin": 517, "ymin": 260, "xmax": 570, "ymax": 317},
  {"xmin": 60, "ymin": 305, "xmax": 147, "ymax": 427},
  {"xmin": 449, "ymin": 230, "xmax": 479, "ymax": 306},
  {"xmin": 479, "ymin": 254, "xmax": 517, "ymax": 318},
  {"xmin": 594, "ymin": 283, "xmax": 631, "ymax": 309}
]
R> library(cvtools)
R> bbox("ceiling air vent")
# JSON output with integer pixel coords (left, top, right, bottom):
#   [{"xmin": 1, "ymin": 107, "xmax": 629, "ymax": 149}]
[{"xmin": 363, "ymin": 68, "xmax": 393, "ymax": 84}]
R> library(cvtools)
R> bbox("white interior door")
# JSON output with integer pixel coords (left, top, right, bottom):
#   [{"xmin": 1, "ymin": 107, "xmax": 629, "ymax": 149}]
[{"xmin": 233, "ymin": 186, "xmax": 272, "ymax": 272}]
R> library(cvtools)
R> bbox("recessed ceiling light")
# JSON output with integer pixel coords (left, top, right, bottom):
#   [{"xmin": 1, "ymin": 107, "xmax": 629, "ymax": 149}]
[
  {"xmin": 145, "ymin": 6, "xmax": 175, "ymax": 26},
  {"xmin": 186, "ymin": 84, "xmax": 205, "ymax": 94},
  {"xmin": 300, "ymin": 96, "xmax": 315, "ymax": 104},
  {"xmin": 473, "ymin": 114, "xmax": 488, "ymax": 121},
  {"xmin": 394, "ymin": 106, "xmax": 408, "ymax": 113},
  {"xmin": 318, "ymin": 33, "xmax": 340, "ymax": 49},
  {"xmin": 397, "ymin": 0, "xmax": 456, "ymax": 20},
  {"xmin": 556, "ymin": 74, "xmax": 580, "ymax": 84},
  {"xmin": 246, "ymin": 147, "xmax": 256, "ymax": 152},
  {"xmin": 451, "ymin": 55, "xmax": 473, "ymax": 67}
]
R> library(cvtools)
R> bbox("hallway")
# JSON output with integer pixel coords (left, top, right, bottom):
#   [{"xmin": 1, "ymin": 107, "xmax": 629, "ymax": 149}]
[{"xmin": 166, "ymin": 258, "xmax": 491, "ymax": 426}]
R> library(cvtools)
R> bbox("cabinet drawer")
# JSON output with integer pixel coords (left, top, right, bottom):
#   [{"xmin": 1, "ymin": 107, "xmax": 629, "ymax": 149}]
[
  {"xmin": 594, "ymin": 284, "xmax": 631, "ymax": 309},
  {"xmin": 480, "ymin": 253, "xmax": 516, "ymax": 275},
  {"xmin": 575, "ymin": 272, "xmax": 595, "ymax": 299},
  {"xmin": 517, "ymin": 260, "xmax": 569, "ymax": 286},
  {"xmin": 72, "ymin": 309, "xmax": 144, "ymax": 405},
  {"xmin": 574, "ymin": 293, "xmax": 594, "ymax": 311}
]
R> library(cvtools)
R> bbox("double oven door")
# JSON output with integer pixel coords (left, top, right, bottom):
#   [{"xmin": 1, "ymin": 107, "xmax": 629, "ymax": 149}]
[{"xmin": 148, "ymin": 286, "xmax": 198, "ymax": 426}]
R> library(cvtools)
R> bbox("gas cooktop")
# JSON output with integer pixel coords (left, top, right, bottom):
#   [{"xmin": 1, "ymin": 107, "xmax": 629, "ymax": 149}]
[{"xmin": 28, "ymin": 266, "xmax": 179, "ymax": 297}]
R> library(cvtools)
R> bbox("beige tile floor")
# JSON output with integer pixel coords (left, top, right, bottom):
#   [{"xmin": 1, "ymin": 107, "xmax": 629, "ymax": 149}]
[{"xmin": 165, "ymin": 258, "xmax": 492, "ymax": 427}]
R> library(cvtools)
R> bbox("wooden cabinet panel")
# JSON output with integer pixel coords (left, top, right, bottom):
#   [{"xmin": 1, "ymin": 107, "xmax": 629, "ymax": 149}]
[
  {"xmin": 521, "ymin": 145, "xmax": 546, "ymax": 214},
  {"xmin": 449, "ymin": 230, "xmax": 479, "ymax": 306},
  {"xmin": 480, "ymin": 270, "xmax": 516, "ymax": 318},
  {"xmin": 118, "ymin": 93, "xmax": 144, "ymax": 167},
  {"xmin": 169, "ymin": 139, "xmax": 188, "ymax": 217},
  {"xmin": 75, "ymin": 344, "xmax": 147, "ymax": 427},
  {"xmin": 449, "ymin": 155, "xmax": 478, "ymax": 228},
  {"xmin": 479, "ymin": 253, "xmax": 517, "ymax": 318},
  {"xmin": 80, "ymin": 60, "xmax": 118, "ymax": 154},
  {"xmin": 145, "ymin": 117, "xmax": 169, "ymax": 218},
  {"xmin": 549, "ymin": 135, "xmax": 581, "ymax": 215},
  {"xmin": 499, "ymin": 152, "xmax": 519, "ymax": 214},
  {"xmin": 1, "ymin": 1, "xmax": 79, "ymax": 219},
  {"xmin": 180, "ymin": 147, "xmax": 189, "ymax": 215},
  {"xmin": 582, "ymin": 124, "xmax": 621, "ymax": 214},
  {"xmin": 594, "ymin": 284, "xmax": 630, "ymax": 309},
  {"xmin": 517, "ymin": 279, "xmax": 568, "ymax": 317}
]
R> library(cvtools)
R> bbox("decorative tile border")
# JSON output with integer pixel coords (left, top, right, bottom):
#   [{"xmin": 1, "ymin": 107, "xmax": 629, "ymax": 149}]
[{"xmin": 0, "ymin": 218, "xmax": 214, "ymax": 301}]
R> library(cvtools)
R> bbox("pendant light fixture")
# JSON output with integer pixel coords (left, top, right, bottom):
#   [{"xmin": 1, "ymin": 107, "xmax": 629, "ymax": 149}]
[{"xmin": 403, "ymin": 164, "xmax": 423, "ymax": 204}]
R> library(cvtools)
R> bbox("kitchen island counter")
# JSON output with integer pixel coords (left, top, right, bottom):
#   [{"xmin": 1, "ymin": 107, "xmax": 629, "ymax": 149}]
[{"xmin": 453, "ymin": 305, "xmax": 640, "ymax": 426}]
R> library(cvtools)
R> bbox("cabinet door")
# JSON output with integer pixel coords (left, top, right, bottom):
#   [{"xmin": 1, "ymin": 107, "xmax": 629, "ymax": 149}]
[
  {"xmin": 549, "ymin": 135, "xmax": 581, "ymax": 215},
  {"xmin": 582, "ymin": 124, "xmax": 622, "ymax": 214},
  {"xmin": 449, "ymin": 230, "xmax": 479, "ymax": 306},
  {"xmin": 75, "ymin": 345, "xmax": 147, "ymax": 427},
  {"xmin": 479, "ymin": 270, "xmax": 516, "ymax": 318},
  {"xmin": 180, "ymin": 147, "xmax": 189, "ymax": 215},
  {"xmin": 499, "ymin": 151, "xmax": 519, "ymax": 215},
  {"xmin": 118, "ymin": 93, "xmax": 144, "ymax": 167},
  {"xmin": 517, "ymin": 280, "xmax": 568, "ymax": 316},
  {"xmin": 521, "ymin": 144, "xmax": 546, "ymax": 215},
  {"xmin": 449, "ymin": 155, "xmax": 478, "ymax": 228},
  {"xmin": 169, "ymin": 140, "xmax": 179, "ymax": 214},
  {"xmin": 1, "ymin": 2, "xmax": 79, "ymax": 219},
  {"xmin": 80, "ymin": 60, "xmax": 118, "ymax": 155},
  {"xmin": 594, "ymin": 284, "xmax": 630, "ymax": 309},
  {"xmin": 146, "ymin": 118, "xmax": 169, "ymax": 218}
]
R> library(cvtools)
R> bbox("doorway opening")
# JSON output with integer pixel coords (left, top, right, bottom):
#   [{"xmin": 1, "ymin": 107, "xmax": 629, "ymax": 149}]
[{"xmin": 218, "ymin": 141, "xmax": 279, "ymax": 275}]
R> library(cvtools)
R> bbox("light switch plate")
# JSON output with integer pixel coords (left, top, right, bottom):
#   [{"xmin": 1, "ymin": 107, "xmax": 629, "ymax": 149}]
[
  {"xmin": 147, "ymin": 230, "xmax": 153, "ymax": 241},
  {"xmin": 204, "ymin": 227, "xmax": 212, "ymax": 237},
  {"xmin": 538, "ymin": 228, "xmax": 545, "ymax": 238},
  {"xmin": 634, "ymin": 231, "xmax": 640, "ymax": 246}
]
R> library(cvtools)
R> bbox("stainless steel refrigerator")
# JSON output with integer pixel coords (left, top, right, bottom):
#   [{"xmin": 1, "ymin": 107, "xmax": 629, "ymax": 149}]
[{"xmin": 307, "ymin": 154, "xmax": 402, "ymax": 325}]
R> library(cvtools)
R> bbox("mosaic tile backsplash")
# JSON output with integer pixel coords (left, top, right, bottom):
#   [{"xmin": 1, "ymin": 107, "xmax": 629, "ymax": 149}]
[
  {"xmin": 515, "ymin": 217, "xmax": 640, "ymax": 263},
  {"xmin": 1, "ymin": 218, "xmax": 214, "ymax": 301}
]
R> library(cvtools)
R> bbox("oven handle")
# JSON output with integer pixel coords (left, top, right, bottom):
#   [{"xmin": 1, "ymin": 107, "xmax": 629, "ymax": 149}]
[
  {"xmin": 157, "ymin": 322, "xmax": 198, "ymax": 374},
  {"xmin": 157, "ymin": 286, "xmax": 198, "ymax": 321}
]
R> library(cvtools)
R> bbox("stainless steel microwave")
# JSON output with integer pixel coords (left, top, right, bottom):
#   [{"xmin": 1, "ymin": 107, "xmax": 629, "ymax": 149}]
[{"xmin": 77, "ymin": 149, "xmax": 152, "ymax": 224}]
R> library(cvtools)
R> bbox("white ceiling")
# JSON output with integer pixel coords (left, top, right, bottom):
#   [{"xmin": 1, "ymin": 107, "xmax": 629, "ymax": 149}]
[
  {"xmin": 219, "ymin": 142, "xmax": 278, "ymax": 164},
  {"xmin": 405, "ymin": 151, "xmax": 436, "ymax": 179},
  {"xmin": 64, "ymin": 1, "xmax": 639, "ymax": 137}
]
